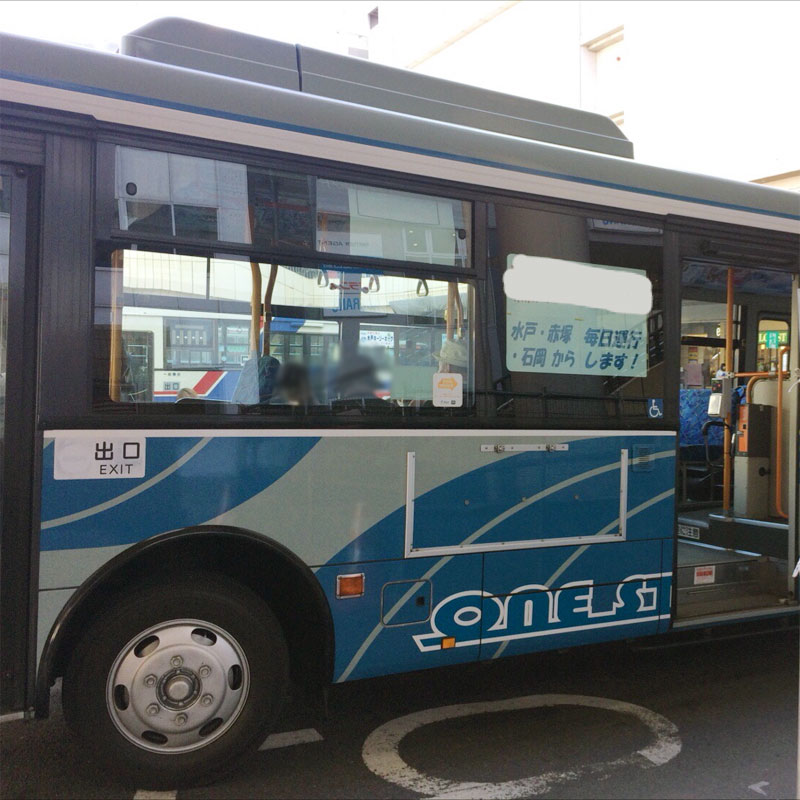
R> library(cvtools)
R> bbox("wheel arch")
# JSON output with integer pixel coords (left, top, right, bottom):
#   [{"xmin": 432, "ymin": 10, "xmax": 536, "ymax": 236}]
[{"xmin": 36, "ymin": 526, "xmax": 334, "ymax": 718}]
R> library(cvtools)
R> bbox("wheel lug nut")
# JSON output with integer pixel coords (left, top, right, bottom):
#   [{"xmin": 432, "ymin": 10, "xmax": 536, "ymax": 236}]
[
  {"xmin": 200, "ymin": 694, "xmax": 213, "ymax": 706},
  {"xmin": 144, "ymin": 674, "xmax": 157, "ymax": 688},
  {"xmin": 170, "ymin": 656, "xmax": 183, "ymax": 667},
  {"xmin": 198, "ymin": 665, "xmax": 211, "ymax": 678},
  {"xmin": 146, "ymin": 704, "xmax": 160, "ymax": 716},
  {"xmin": 175, "ymin": 713, "xmax": 188, "ymax": 726}
]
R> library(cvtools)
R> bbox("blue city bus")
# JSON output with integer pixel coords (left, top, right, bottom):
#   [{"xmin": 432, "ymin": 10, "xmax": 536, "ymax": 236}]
[{"xmin": 0, "ymin": 18, "xmax": 798, "ymax": 787}]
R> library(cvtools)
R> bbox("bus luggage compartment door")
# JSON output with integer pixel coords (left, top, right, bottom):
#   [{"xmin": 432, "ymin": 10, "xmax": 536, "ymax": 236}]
[
  {"xmin": 404, "ymin": 433, "xmax": 675, "ymax": 657},
  {"xmin": 405, "ymin": 434, "xmax": 635, "ymax": 557}
]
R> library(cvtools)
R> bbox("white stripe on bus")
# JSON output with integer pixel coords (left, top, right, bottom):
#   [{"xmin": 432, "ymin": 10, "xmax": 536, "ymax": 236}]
[
  {"xmin": 1, "ymin": 78, "xmax": 796, "ymax": 234},
  {"xmin": 43, "ymin": 428, "xmax": 677, "ymax": 439}
]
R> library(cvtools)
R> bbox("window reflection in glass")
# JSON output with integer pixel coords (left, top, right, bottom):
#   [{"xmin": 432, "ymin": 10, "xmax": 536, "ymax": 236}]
[
  {"xmin": 247, "ymin": 169, "xmax": 314, "ymax": 251},
  {"xmin": 113, "ymin": 147, "xmax": 472, "ymax": 269},
  {"xmin": 115, "ymin": 147, "xmax": 251, "ymax": 243},
  {"xmin": 95, "ymin": 249, "xmax": 473, "ymax": 411},
  {"xmin": 317, "ymin": 179, "xmax": 470, "ymax": 268}
]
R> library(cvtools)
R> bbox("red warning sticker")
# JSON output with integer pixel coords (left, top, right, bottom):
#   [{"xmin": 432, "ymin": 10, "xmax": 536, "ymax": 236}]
[{"xmin": 694, "ymin": 565, "xmax": 716, "ymax": 585}]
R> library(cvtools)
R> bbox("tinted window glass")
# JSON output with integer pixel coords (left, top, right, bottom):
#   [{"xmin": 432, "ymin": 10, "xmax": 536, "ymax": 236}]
[
  {"xmin": 94, "ymin": 248, "xmax": 474, "ymax": 414},
  {"xmin": 113, "ymin": 147, "xmax": 472, "ymax": 269},
  {"xmin": 317, "ymin": 180, "xmax": 470, "ymax": 268}
]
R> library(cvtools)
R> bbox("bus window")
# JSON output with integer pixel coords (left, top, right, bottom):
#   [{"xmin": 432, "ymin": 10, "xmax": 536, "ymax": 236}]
[
  {"xmin": 112, "ymin": 146, "xmax": 472, "ymax": 272},
  {"xmin": 680, "ymin": 300, "xmax": 732, "ymax": 389},
  {"xmin": 317, "ymin": 180, "xmax": 471, "ymax": 269},
  {"xmin": 94, "ymin": 248, "xmax": 473, "ymax": 412},
  {"xmin": 488, "ymin": 204, "xmax": 665, "ymax": 425},
  {"xmin": 757, "ymin": 317, "xmax": 789, "ymax": 372}
]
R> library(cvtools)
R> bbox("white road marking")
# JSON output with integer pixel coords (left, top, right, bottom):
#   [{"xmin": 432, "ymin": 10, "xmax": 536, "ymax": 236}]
[
  {"xmin": 362, "ymin": 693, "xmax": 681, "ymax": 798},
  {"xmin": 133, "ymin": 792, "xmax": 177, "ymax": 800},
  {"xmin": 259, "ymin": 727, "xmax": 323, "ymax": 751},
  {"xmin": 749, "ymin": 782, "xmax": 770, "ymax": 796}
]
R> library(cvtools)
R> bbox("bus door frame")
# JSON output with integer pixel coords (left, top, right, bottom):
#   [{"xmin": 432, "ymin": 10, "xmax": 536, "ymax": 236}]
[
  {"xmin": 666, "ymin": 216, "xmax": 800, "ymax": 613},
  {"xmin": 0, "ymin": 157, "xmax": 42, "ymax": 715},
  {"xmin": 788, "ymin": 277, "xmax": 799, "ymax": 597}
]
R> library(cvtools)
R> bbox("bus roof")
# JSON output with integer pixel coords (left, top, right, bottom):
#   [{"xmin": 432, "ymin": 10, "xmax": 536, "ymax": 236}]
[
  {"xmin": 119, "ymin": 18, "xmax": 634, "ymax": 160},
  {"xmin": 1, "ymin": 20, "xmax": 798, "ymax": 230}
]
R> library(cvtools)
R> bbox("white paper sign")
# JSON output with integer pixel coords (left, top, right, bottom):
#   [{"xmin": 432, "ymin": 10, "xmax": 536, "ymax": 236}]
[
  {"xmin": 360, "ymin": 330, "xmax": 395, "ymax": 348},
  {"xmin": 54, "ymin": 437, "xmax": 146, "ymax": 480},
  {"xmin": 506, "ymin": 299, "xmax": 649, "ymax": 377},
  {"xmin": 504, "ymin": 254, "xmax": 650, "ymax": 378},
  {"xmin": 432, "ymin": 373, "xmax": 463, "ymax": 407}
]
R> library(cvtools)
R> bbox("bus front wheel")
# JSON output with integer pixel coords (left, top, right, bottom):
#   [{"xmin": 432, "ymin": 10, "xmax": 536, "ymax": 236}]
[{"xmin": 62, "ymin": 573, "xmax": 289, "ymax": 788}]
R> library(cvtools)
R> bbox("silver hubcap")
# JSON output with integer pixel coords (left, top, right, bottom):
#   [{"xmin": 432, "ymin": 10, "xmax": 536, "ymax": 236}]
[{"xmin": 106, "ymin": 619, "xmax": 250, "ymax": 753}]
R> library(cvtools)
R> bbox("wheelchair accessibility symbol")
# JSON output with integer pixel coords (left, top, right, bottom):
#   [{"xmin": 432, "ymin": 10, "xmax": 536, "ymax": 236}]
[{"xmin": 648, "ymin": 398, "xmax": 664, "ymax": 418}]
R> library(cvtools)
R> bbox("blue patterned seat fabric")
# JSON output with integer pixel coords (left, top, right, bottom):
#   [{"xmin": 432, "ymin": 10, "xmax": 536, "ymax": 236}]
[{"xmin": 679, "ymin": 388, "xmax": 723, "ymax": 462}]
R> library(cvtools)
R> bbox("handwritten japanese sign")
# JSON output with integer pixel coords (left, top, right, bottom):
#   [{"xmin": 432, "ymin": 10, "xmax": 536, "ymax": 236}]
[{"xmin": 504, "ymin": 255, "xmax": 650, "ymax": 378}]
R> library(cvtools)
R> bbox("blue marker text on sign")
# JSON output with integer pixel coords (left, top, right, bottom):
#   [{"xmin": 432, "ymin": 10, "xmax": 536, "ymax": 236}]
[{"xmin": 506, "ymin": 302, "xmax": 648, "ymax": 377}]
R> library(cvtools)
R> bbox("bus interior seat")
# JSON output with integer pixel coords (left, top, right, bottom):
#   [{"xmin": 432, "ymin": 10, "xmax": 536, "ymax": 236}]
[
  {"xmin": 679, "ymin": 387, "xmax": 724, "ymax": 502},
  {"xmin": 231, "ymin": 353, "xmax": 280, "ymax": 404}
]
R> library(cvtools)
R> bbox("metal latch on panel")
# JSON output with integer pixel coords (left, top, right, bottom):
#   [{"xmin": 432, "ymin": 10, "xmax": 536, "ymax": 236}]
[{"xmin": 481, "ymin": 443, "xmax": 569, "ymax": 453}]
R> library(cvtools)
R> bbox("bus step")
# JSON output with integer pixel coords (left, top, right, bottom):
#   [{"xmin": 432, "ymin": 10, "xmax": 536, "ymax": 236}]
[{"xmin": 676, "ymin": 542, "xmax": 787, "ymax": 617}]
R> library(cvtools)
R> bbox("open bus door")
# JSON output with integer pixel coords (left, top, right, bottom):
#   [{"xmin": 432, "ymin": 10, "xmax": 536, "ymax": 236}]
[{"xmin": 674, "ymin": 252, "xmax": 798, "ymax": 625}]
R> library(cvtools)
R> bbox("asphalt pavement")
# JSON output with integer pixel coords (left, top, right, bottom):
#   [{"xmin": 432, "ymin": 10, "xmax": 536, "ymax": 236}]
[{"xmin": 2, "ymin": 621, "xmax": 797, "ymax": 799}]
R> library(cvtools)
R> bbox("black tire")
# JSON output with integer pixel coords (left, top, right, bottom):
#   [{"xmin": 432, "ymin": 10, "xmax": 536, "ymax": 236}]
[{"xmin": 62, "ymin": 573, "xmax": 289, "ymax": 789}]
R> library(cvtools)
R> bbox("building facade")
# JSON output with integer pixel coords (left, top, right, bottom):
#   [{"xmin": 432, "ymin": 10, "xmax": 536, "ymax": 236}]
[{"xmin": 358, "ymin": 1, "xmax": 798, "ymax": 187}]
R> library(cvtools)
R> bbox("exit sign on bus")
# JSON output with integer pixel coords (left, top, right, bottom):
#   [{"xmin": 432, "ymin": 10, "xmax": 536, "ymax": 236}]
[{"xmin": 758, "ymin": 330, "xmax": 788, "ymax": 348}]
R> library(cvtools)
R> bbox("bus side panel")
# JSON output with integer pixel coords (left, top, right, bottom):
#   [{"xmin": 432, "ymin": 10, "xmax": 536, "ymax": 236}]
[
  {"xmin": 37, "ymin": 431, "xmax": 425, "ymax": 680},
  {"xmin": 660, "ymin": 538, "xmax": 675, "ymax": 633},
  {"xmin": 478, "ymin": 540, "xmax": 668, "ymax": 660},
  {"xmin": 315, "ymin": 554, "xmax": 483, "ymax": 683},
  {"xmin": 38, "ymin": 430, "xmax": 674, "ymax": 684},
  {"xmin": 471, "ymin": 434, "xmax": 674, "ymax": 658},
  {"xmin": 405, "ymin": 434, "xmax": 675, "ymax": 552},
  {"xmin": 40, "ymin": 435, "xmax": 322, "ymax": 552}
]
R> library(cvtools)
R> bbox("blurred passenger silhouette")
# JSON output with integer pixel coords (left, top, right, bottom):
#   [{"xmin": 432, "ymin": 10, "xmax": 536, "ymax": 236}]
[
  {"xmin": 274, "ymin": 362, "xmax": 314, "ymax": 407},
  {"xmin": 334, "ymin": 353, "xmax": 380, "ymax": 400}
]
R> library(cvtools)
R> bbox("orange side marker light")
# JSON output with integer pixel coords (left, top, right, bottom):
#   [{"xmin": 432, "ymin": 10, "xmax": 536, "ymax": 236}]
[{"xmin": 336, "ymin": 573, "xmax": 365, "ymax": 598}]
